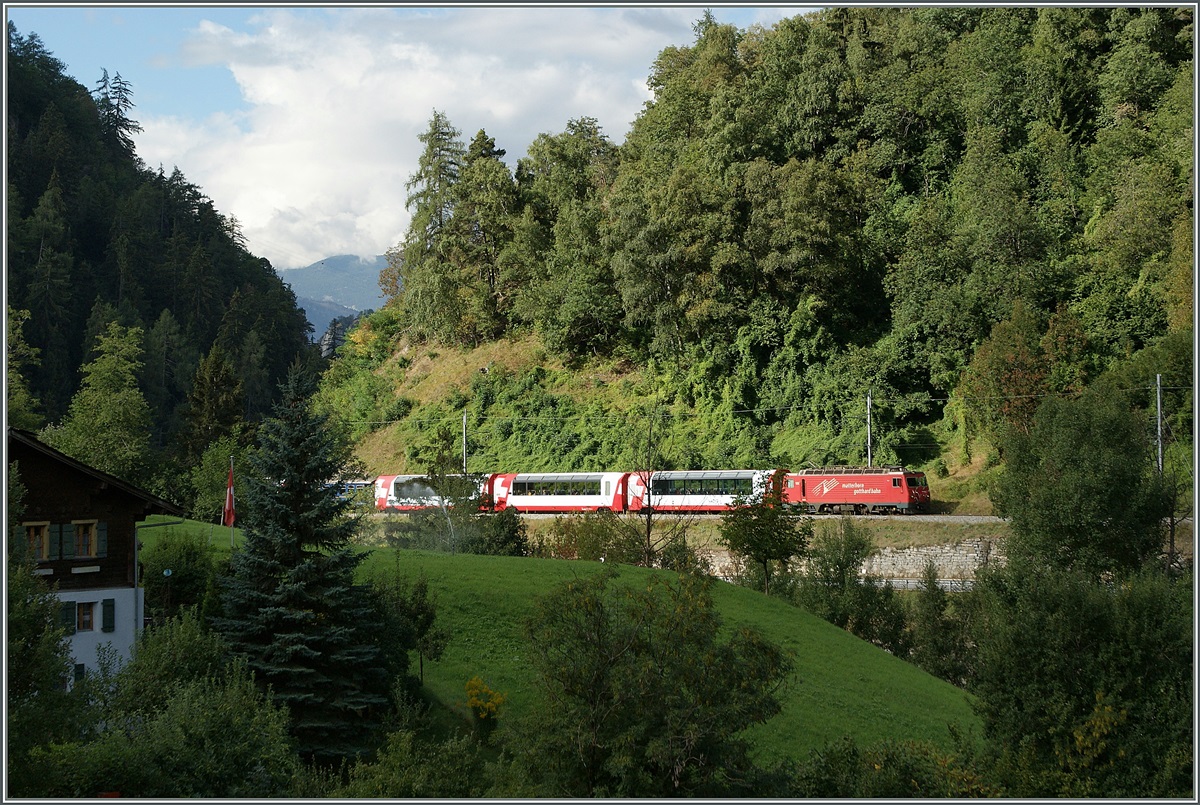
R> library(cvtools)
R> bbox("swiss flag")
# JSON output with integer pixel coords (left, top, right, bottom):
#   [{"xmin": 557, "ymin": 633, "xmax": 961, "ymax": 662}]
[{"xmin": 223, "ymin": 463, "xmax": 236, "ymax": 527}]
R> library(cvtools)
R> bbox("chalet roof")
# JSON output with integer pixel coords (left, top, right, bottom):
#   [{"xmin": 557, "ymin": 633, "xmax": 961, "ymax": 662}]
[{"xmin": 6, "ymin": 427, "xmax": 187, "ymax": 517}]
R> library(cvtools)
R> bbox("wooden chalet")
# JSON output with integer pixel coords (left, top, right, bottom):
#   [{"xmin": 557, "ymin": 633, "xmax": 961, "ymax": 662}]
[{"xmin": 7, "ymin": 427, "xmax": 186, "ymax": 678}]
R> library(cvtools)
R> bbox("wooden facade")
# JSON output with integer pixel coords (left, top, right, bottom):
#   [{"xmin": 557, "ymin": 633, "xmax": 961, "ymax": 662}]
[{"xmin": 7, "ymin": 427, "xmax": 186, "ymax": 673}]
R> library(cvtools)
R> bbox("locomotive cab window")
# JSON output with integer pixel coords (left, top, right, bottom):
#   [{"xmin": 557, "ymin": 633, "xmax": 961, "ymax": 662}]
[{"xmin": 893, "ymin": 478, "xmax": 901, "ymax": 487}]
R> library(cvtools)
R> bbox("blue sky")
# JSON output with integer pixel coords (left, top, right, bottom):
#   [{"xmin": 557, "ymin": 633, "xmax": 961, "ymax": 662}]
[{"xmin": 6, "ymin": 5, "xmax": 817, "ymax": 269}]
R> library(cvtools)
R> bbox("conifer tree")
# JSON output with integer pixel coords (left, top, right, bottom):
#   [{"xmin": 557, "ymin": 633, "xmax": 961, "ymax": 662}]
[
  {"xmin": 179, "ymin": 344, "xmax": 244, "ymax": 466},
  {"xmin": 381, "ymin": 109, "xmax": 466, "ymax": 341},
  {"xmin": 213, "ymin": 363, "xmax": 388, "ymax": 766},
  {"xmin": 40, "ymin": 320, "xmax": 153, "ymax": 485}
]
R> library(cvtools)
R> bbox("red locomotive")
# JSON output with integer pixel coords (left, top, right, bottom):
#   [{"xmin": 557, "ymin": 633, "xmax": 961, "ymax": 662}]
[{"xmin": 783, "ymin": 466, "xmax": 930, "ymax": 514}]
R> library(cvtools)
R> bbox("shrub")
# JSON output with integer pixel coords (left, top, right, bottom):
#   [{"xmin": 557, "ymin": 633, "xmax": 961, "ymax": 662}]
[{"xmin": 140, "ymin": 531, "xmax": 216, "ymax": 622}]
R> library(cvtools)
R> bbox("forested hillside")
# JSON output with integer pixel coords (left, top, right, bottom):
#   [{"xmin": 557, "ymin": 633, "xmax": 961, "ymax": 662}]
[
  {"xmin": 324, "ymin": 7, "xmax": 1192, "ymax": 481},
  {"xmin": 6, "ymin": 23, "xmax": 315, "ymax": 504}
]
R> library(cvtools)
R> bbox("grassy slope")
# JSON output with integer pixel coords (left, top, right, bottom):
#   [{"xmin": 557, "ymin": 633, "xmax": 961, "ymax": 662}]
[
  {"xmin": 359, "ymin": 548, "xmax": 981, "ymax": 765},
  {"xmin": 138, "ymin": 518, "xmax": 980, "ymax": 764}
]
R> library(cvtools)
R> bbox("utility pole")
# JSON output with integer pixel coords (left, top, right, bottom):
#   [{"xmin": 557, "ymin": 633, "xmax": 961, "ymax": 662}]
[
  {"xmin": 866, "ymin": 389, "xmax": 873, "ymax": 467},
  {"xmin": 462, "ymin": 411, "xmax": 468, "ymax": 474},
  {"xmin": 1156, "ymin": 374, "xmax": 1163, "ymax": 474},
  {"xmin": 1157, "ymin": 373, "xmax": 1176, "ymax": 575}
]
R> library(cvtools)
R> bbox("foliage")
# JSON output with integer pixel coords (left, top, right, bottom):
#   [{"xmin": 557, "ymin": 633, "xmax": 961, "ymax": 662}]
[
  {"xmin": 461, "ymin": 504, "xmax": 529, "ymax": 556},
  {"xmin": 531, "ymin": 511, "xmax": 643, "ymax": 563},
  {"xmin": 24, "ymin": 658, "xmax": 300, "ymax": 798},
  {"xmin": 341, "ymin": 7, "xmax": 1192, "ymax": 488},
  {"xmin": 464, "ymin": 675, "xmax": 507, "ymax": 739},
  {"xmin": 178, "ymin": 344, "xmax": 245, "ymax": 467},
  {"xmin": 967, "ymin": 564, "xmax": 1193, "ymax": 797},
  {"xmin": 6, "ymin": 466, "xmax": 92, "ymax": 795},
  {"xmin": 6, "ymin": 307, "xmax": 43, "ymax": 429},
  {"xmin": 904, "ymin": 561, "xmax": 972, "ymax": 686},
  {"xmin": 794, "ymin": 517, "xmax": 911, "ymax": 656},
  {"xmin": 140, "ymin": 532, "xmax": 217, "ymax": 622},
  {"xmin": 992, "ymin": 382, "xmax": 1169, "ymax": 577},
  {"xmin": 512, "ymin": 567, "xmax": 793, "ymax": 797},
  {"xmin": 39, "ymin": 320, "xmax": 154, "ymax": 485},
  {"xmin": 368, "ymin": 564, "xmax": 443, "ymax": 685},
  {"xmin": 109, "ymin": 608, "xmax": 229, "ymax": 716},
  {"xmin": 335, "ymin": 729, "xmax": 486, "ymax": 798},
  {"xmin": 212, "ymin": 364, "xmax": 389, "ymax": 765},
  {"xmin": 790, "ymin": 735, "xmax": 999, "ymax": 798},
  {"xmin": 187, "ymin": 428, "xmax": 252, "ymax": 522},
  {"xmin": 719, "ymin": 479, "xmax": 811, "ymax": 594}
]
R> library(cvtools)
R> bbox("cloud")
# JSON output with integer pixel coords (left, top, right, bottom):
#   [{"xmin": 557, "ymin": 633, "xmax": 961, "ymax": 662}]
[{"xmin": 133, "ymin": 7, "xmax": 802, "ymax": 270}]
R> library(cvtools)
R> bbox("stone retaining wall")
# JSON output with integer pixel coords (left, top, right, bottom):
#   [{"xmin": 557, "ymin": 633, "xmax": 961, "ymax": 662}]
[
  {"xmin": 861, "ymin": 538, "xmax": 1006, "ymax": 580},
  {"xmin": 703, "ymin": 538, "xmax": 1007, "ymax": 583}
]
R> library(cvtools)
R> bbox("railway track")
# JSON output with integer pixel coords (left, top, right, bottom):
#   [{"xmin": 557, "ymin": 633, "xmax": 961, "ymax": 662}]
[{"xmin": 510, "ymin": 511, "xmax": 1005, "ymax": 523}]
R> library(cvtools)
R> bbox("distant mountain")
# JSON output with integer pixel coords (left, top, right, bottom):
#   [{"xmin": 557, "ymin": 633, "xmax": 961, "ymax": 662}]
[{"xmin": 277, "ymin": 254, "xmax": 388, "ymax": 336}]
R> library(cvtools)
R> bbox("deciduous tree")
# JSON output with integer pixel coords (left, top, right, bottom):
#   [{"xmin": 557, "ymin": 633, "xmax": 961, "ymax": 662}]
[
  {"xmin": 515, "ymin": 568, "xmax": 792, "ymax": 797},
  {"xmin": 992, "ymin": 382, "xmax": 1168, "ymax": 577},
  {"xmin": 719, "ymin": 475, "xmax": 811, "ymax": 594}
]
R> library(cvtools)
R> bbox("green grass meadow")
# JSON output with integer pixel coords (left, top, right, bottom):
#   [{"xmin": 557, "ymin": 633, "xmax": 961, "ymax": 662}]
[{"xmin": 138, "ymin": 516, "xmax": 981, "ymax": 767}]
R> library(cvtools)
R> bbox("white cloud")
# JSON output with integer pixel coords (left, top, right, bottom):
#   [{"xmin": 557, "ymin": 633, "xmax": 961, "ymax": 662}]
[{"xmin": 133, "ymin": 6, "xmax": 800, "ymax": 270}]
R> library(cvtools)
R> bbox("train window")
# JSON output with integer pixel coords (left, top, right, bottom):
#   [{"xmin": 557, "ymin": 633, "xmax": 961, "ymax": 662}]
[
  {"xmin": 605, "ymin": 480, "xmax": 611, "ymax": 497},
  {"xmin": 893, "ymin": 478, "xmax": 901, "ymax": 487}
]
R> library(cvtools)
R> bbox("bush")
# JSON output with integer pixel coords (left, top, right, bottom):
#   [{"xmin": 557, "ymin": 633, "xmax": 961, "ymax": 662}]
[
  {"xmin": 336, "ymin": 729, "xmax": 486, "ymax": 798},
  {"xmin": 793, "ymin": 518, "xmax": 911, "ymax": 656},
  {"xmin": 140, "ymin": 531, "xmax": 216, "ymax": 622},
  {"xmin": 25, "ymin": 659, "xmax": 298, "ymax": 798},
  {"xmin": 531, "ymin": 512, "xmax": 641, "ymax": 563},
  {"xmin": 461, "ymin": 506, "xmax": 529, "ymax": 556},
  {"xmin": 791, "ymin": 736, "xmax": 997, "ymax": 798},
  {"xmin": 113, "ymin": 607, "xmax": 229, "ymax": 716}
]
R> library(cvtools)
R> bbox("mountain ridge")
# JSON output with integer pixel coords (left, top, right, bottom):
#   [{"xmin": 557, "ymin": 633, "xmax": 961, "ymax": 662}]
[{"xmin": 277, "ymin": 254, "xmax": 388, "ymax": 335}]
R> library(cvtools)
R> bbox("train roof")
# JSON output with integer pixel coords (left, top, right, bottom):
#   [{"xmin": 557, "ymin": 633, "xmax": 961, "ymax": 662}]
[
  {"xmin": 790, "ymin": 465, "xmax": 913, "ymax": 475},
  {"xmin": 508, "ymin": 472, "xmax": 612, "ymax": 482},
  {"xmin": 650, "ymin": 469, "xmax": 767, "ymax": 479}
]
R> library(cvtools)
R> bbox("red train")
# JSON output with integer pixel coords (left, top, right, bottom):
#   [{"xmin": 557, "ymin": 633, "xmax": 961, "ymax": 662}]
[{"xmin": 374, "ymin": 466, "xmax": 930, "ymax": 515}]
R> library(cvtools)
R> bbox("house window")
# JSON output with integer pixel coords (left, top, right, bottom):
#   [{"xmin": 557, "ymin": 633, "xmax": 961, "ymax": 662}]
[
  {"xmin": 76, "ymin": 602, "xmax": 95, "ymax": 632},
  {"xmin": 73, "ymin": 521, "xmax": 97, "ymax": 558},
  {"xmin": 24, "ymin": 522, "xmax": 50, "ymax": 561}
]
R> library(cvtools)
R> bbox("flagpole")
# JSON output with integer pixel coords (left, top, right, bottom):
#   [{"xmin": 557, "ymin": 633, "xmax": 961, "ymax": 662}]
[{"xmin": 224, "ymin": 456, "xmax": 236, "ymax": 549}]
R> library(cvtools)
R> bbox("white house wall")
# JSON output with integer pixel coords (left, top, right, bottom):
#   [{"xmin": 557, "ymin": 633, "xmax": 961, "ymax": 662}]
[{"xmin": 54, "ymin": 586, "xmax": 143, "ymax": 674}]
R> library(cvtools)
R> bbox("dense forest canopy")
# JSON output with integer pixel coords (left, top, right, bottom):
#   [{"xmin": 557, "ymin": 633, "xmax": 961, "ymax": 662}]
[
  {"xmin": 7, "ymin": 22, "xmax": 315, "ymax": 501},
  {"xmin": 337, "ymin": 6, "xmax": 1192, "ymax": 474}
]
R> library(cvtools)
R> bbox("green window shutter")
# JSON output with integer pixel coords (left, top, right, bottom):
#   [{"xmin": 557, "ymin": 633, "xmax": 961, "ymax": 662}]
[
  {"xmin": 59, "ymin": 601, "xmax": 76, "ymax": 635},
  {"xmin": 101, "ymin": 598, "xmax": 115, "ymax": 632},
  {"xmin": 97, "ymin": 522, "xmax": 107, "ymax": 558},
  {"xmin": 11, "ymin": 525, "xmax": 25, "ymax": 560},
  {"xmin": 49, "ymin": 524, "xmax": 62, "ymax": 560},
  {"xmin": 60, "ymin": 525, "xmax": 74, "ymax": 560}
]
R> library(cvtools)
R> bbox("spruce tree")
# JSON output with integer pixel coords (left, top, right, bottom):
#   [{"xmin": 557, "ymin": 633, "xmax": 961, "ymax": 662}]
[{"xmin": 213, "ymin": 363, "xmax": 387, "ymax": 766}]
